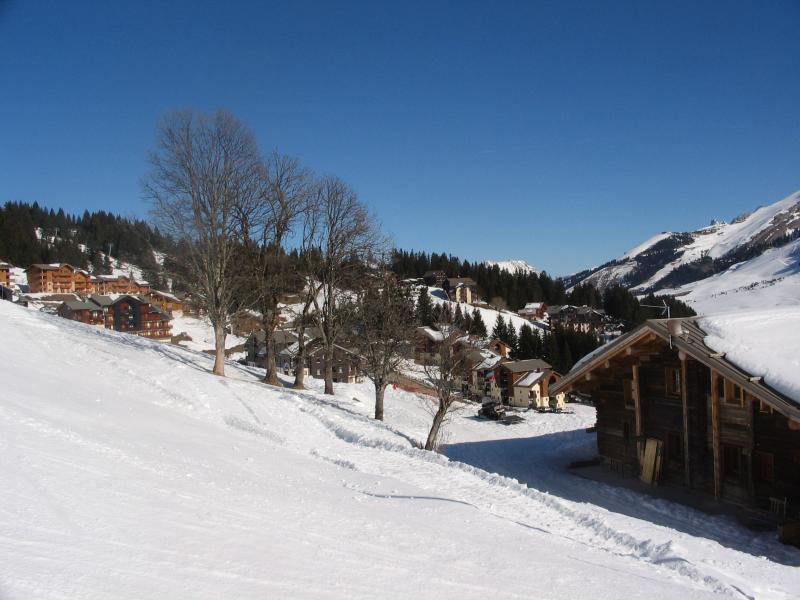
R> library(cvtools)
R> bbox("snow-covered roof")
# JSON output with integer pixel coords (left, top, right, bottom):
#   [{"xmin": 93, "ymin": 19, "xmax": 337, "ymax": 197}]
[
  {"xmin": 473, "ymin": 353, "xmax": 503, "ymax": 371},
  {"xmin": 418, "ymin": 327, "xmax": 444, "ymax": 342},
  {"xmin": 515, "ymin": 371, "xmax": 545, "ymax": 388},
  {"xmin": 699, "ymin": 308, "xmax": 800, "ymax": 405},
  {"xmin": 522, "ymin": 302, "xmax": 544, "ymax": 310}
]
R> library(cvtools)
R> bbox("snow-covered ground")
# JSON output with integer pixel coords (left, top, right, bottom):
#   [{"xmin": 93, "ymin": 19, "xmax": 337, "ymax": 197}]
[
  {"xmin": 660, "ymin": 238, "xmax": 800, "ymax": 315},
  {"xmin": 171, "ymin": 314, "xmax": 247, "ymax": 354},
  {"xmin": 426, "ymin": 286, "xmax": 546, "ymax": 336},
  {"xmin": 2, "ymin": 301, "xmax": 799, "ymax": 599}
]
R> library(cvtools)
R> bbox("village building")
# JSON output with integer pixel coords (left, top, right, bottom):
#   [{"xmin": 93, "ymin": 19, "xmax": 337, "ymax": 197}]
[
  {"xmin": 57, "ymin": 300, "xmax": 105, "ymax": 326},
  {"xmin": 468, "ymin": 350, "xmax": 506, "ymax": 399},
  {"xmin": 484, "ymin": 338, "xmax": 512, "ymax": 358},
  {"xmin": 26, "ymin": 263, "xmax": 79, "ymax": 293},
  {"xmin": 145, "ymin": 290, "xmax": 184, "ymax": 316},
  {"xmin": 491, "ymin": 358, "xmax": 562, "ymax": 408},
  {"xmin": 90, "ymin": 274, "xmax": 150, "ymax": 295},
  {"xmin": 422, "ymin": 270, "xmax": 447, "ymax": 288},
  {"xmin": 306, "ymin": 341, "xmax": 362, "ymax": 384},
  {"xmin": 413, "ymin": 326, "xmax": 445, "ymax": 364},
  {"xmin": 548, "ymin": 304, "xmax": 609, "ymax": 333},
  {"xmin": 518, "ymin": 301, "xmax": 548, "ymax": 320},
  {"xmin": 0, "ymin": 262, "xmax": 11, "ymax": 288},
  {"xmin": 61, "ymin": 294, "xmax": 171, "ymax": 340},
  {"xmin": 551, "ymin": 314, "xmax": 800, "ymax": 522},
  {"xmin": 231, "ymin": 310, "xmax": 263, "ymax": 337},
  {"xmin": 444, "ymin": 277, "xmax": 479, "ymax": 304}
]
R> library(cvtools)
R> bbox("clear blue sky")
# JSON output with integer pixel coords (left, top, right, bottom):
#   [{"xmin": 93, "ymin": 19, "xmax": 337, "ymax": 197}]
[{"xmin": 1, "ymin": 1, "xmax": 798, "ymax": 275}]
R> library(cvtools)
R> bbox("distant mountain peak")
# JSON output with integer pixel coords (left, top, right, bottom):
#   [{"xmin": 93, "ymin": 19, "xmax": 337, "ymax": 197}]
[{"xmin": 484, "ymin": 259, "xmax": 538, "ymax": 275}]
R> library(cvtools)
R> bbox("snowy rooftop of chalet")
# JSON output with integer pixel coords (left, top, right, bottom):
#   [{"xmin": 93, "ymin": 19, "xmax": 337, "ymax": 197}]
[{"xmin": 698, "ymin": 307, "xmax": 800, "ymax": 404}]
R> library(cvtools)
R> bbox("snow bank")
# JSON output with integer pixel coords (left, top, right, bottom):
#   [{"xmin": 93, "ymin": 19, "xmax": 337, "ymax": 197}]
[{"xmin": 699, "ymin": 307, "xmax": 800, "ymax": 403}]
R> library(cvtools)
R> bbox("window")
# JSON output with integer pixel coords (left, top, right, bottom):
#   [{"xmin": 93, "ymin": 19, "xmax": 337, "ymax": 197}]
[
  {"xmin": 623, "ymin": 379, "xmax": 634, "ymax": 408},
  {"xmin": 756, "ymin": 451, "xmax": 774, "ymax": 482},
  {"xmin": 732, "ymin": 384, "xmax": 743, "ymax": 404},
  {"xmin": 717, "ymin": 375, "xmax": 726, "ymax": 401},
  {"xmin": 666, "ymin": 368, "xmax": 681, "ymax": 396},
  {"xmin": 723, "ymin": 444, "xmax": 743, "ymax": 480}
]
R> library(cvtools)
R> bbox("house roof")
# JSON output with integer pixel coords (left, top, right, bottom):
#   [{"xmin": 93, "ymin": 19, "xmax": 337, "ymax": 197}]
[
  {"xmin": 417, "ymin": 326, "xmax": 444, "ymax": 342},
  {"xmin": 515, "ymin": 371, "xmax": 545, "ymax": 388},
  {"xmin": 551, "ymin": 315, "xmax": 800, "ymax": 421},
  {"xmin": 150, "ymin": 290, "xmax": 181, "ymax": 302},
  {"xmin": 62, "ymin": 300, "xmax": 100, "ymax": 312},
  {"xmin": 88, "ymin": 294, "xmax": 115, "ymax": 307},
  {"xmin": 497, "ymin": 358, "xmax": 552, "ymax": 373},
  {"xmin": 27, "ymin": 263, "xmax": 76, "ymax": 272}
]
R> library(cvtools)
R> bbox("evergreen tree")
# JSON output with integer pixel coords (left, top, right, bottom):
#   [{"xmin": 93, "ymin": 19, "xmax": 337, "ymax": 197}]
[
  {"xmin": 453, "ymin": 303, "xmax": 464, "ymax": 328},
  {"xmin": 416, "ymin": 287, "xmax": 433, "ymax": 326},
  {"xmin": 505, "ymin": 322, "xmax": 519, "ymax": 355},
  {"xmin": 492, "ymin": 315, "xmax": 508, "ymax": 341},
  {"xmin": 470, "ymin": 308, "xmax": 487, "ymax": 337}
]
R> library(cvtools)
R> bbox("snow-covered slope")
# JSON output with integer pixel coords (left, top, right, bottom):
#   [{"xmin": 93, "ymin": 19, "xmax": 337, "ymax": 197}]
[
  {"xmin": 426, "ymin": 286, "xmax": 546, "ymax": 334},
  {"xmin": 660, "ymin": 237, "xmax": 800, "ymax": 315},
  {"xmin": 568, "ymin": 190, "xmax": 800, "ymax": 298},
  {"xmin": 484, "ymin": 259, "xmax": 537, "ymax": 275},
  {"xmin": 2, "ymin": 301, "xmax": 799, "ymax": 599}
]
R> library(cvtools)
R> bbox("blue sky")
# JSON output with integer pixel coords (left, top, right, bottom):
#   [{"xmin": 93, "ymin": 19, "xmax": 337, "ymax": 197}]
[{"xmin": 1, "ymin": 1, "xmax": 798, "ymax": 275}]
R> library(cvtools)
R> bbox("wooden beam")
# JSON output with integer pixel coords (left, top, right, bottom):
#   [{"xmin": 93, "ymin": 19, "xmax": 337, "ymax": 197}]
[
  {"xmin": 632, "ymin": 364, "xmax": 643, "ymax": 465},
  {"xmin": 710, "ymin": 369, "xmax": 721, "ymax": 500},
  {"xmin": 680, "ymin": 355, "xmax": 691, "ymax": 488},
  {"xmin": 745, "ymin": 392, "xmax": 755, "ymax": 502}
]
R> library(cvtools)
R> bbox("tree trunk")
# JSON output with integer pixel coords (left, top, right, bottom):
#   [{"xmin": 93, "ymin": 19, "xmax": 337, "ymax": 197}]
[
  {"xmin": 374, "ymin": 380, "xmax": 386, "ymax": 421},
  {"xmin": 425, "ymin": 403, "xmax": 447, "ymax": 451},
  {"xmin": 212, "ymin": 322, "xmax": 226, "ymax": 376},
  {"xmin": 263, "ymin": 332, "xmax": 279, "ymax": 385},
  {"xmin": 293, "ymin": 346, "xmax": 306, "ymax": 389},
  {"xmin": 324, "ymin": 346, "xmax": 334, "ymax": 395}
]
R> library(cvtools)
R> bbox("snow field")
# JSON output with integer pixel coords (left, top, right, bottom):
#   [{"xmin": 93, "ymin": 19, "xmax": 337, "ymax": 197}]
[{"xmin": 1, "ymin": 301, "xmax": 799, "ymax": 599}]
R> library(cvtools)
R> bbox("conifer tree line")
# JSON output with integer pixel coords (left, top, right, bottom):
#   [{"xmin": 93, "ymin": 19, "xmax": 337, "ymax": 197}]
[
  {"xmin": 0, "ymin": 200, "xmax": 174, "ymax": 287},
  {"xmin": 391, "ymin": 249, "xmax": 567, "ymax": 310}
]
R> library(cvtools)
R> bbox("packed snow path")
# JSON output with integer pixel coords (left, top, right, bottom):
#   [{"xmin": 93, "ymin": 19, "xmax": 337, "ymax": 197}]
[{"xmin": 1, "ymin": 302, "xmax": 798, "ymax": 599}]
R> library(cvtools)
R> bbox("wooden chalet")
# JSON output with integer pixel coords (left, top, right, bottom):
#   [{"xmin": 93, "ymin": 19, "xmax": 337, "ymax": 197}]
[
  {"xmin": 422, "ymin": 270, "xmax": 447, "ymax": 288},
  {"xmin": 548, "ymin": 305, "xmax": 608, "ymax": 333},
  {"xmin": 491, "ymin": 359, "xmax": 562, "ymax": 408},
  {"xmin": 71, "ymin": 294, "xmax": 172, "ymax": 340},
  {"xmin": 551, "ymin": 317, "xmax": 800, "ymax": 519},
  {"xmin": 91, "ymin": 274, "xmax": 149, "ymax": 295},
  {"xmin": 306, "ymin": 340, "xmax": 362, "ymax": 384},
  {"xmin": 0, "ymin": 262, "xmax": 11, "ymax": 288},
  {"xmin": 414, "ymin": 326, "xmax": 446, "ymax": 364},
  {"xmin": 58, "ymin": 300, "xmax": 104, "ymax": 326},
  {"xmin": 26, "ymin": 263, "xmax": 78, "ymax": 293},
  {"xmin": 484, "ymin": 338, "xmax": 512, "ymax": 358},
  {"xmin": 518, "ymin": 302, "xmax": 548, "ymax": 320},
  {"xmin": 145, "ymin": 290, "xmax": 185, "ymax": 316},
  {"xmin": 231, "ymin": 310, "xmax": 263, "ymax": 337}
]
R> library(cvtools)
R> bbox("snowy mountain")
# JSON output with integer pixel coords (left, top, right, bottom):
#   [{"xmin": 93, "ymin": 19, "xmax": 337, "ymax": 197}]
[
  {"xmin": 484, "ymin": 259, "xmax": 538, "ymax": 275},
  {"xmin": 566, "ymin": 191, "xmax": 800, "ymax": 306},
  {"xmin": 4, "ymin": 300, "xmax": 800, "ymax": 598}
]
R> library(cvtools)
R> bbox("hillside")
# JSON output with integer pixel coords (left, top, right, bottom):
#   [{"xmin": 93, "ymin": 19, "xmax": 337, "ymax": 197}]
[
  {"xmin": 3, "ymin": 301, "xmax": 800, "ymax": 598},
  {"xmin": 567, "ymin": 191, "xmax": 800, "ymax": 307},
  {"xmin": 484, "ymin": 259, "xmax": 537, "ymax": 275}
]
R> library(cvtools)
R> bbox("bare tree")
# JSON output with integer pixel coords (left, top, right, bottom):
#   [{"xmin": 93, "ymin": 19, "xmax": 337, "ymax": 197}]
[
  {"xmin": 353, "ymin": 270, "xmax": 415, "ymax": 420},
  {"xmin": 145, "ymin": 109, "xmax": 262, "ymax": 376},
  {"xmin": 311, "ymin": 176, "xmax": 382, "ymax": 395},
  {"xmin": 290, "ymin": 197, "xmax": 323, "ymax": 390},
  {"xmin": 241, "ymin": 152, "xmax": 311, "ymax": 385},
  {"xmin": 422, "ymin": 325, "xmax": 468, "ymax": 451}
]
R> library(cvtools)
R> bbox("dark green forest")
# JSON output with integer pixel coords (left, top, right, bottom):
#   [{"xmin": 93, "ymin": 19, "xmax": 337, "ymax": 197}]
[{"xmin": 0, "ymin": 201, "xmax": 173, "ymax": 286}]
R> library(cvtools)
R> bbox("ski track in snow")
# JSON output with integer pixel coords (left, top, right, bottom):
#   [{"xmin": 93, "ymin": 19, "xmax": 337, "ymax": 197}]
[{"xmin": 1, "ymin": 302, "xmax": 799, "ymax": 599}]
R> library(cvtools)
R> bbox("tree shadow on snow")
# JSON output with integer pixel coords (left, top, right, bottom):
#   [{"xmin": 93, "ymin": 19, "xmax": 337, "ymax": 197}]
[{"xmin": 444, "ymin": 429, "xmax": 800, "ymax": 566}]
